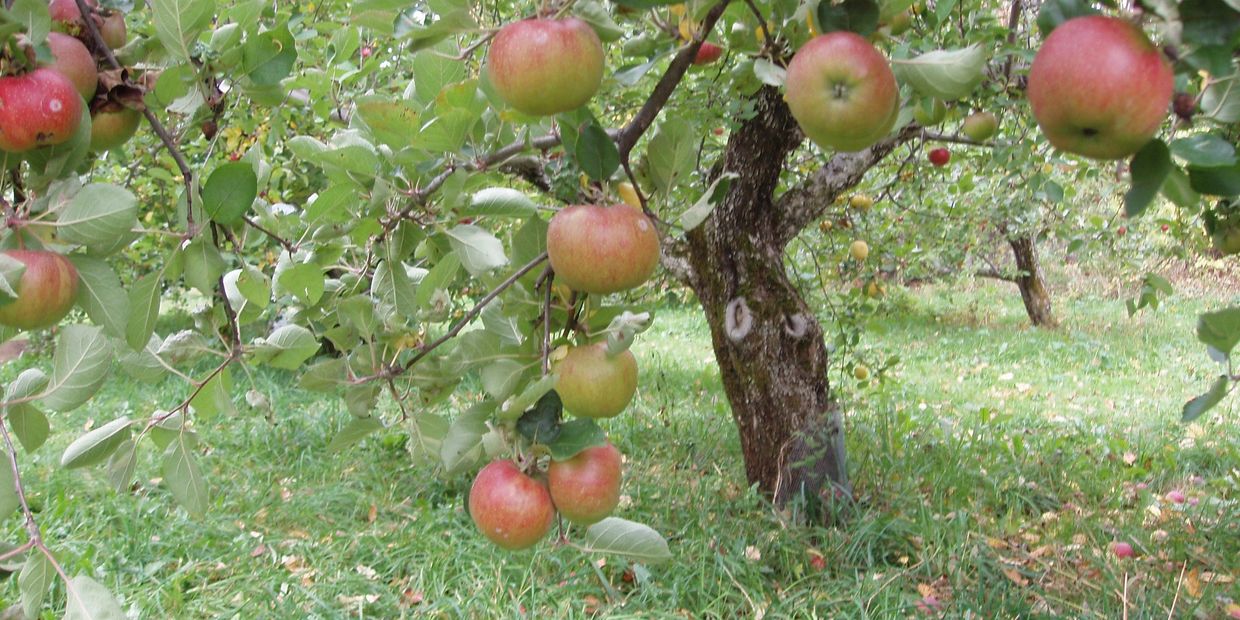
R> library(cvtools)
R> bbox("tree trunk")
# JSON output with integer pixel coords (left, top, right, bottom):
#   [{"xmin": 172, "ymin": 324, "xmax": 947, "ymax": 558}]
[
  {"xmin": 666, "ymin": 87, "xmax": 912, "ymax": 509},
  {"xmin": 1008, "ymin": 235, "xmax": 1057, "ymax": 327}
]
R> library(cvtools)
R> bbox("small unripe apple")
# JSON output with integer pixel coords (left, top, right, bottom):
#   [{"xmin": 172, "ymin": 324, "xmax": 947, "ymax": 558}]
[
  {"xmin": 962, "ymin": 112, "xmax": 998, "ymax": 141},
  {"xmin": 849, "ymin": 240, "xmax": 869, "ymax": 261},
  {"xmin": 555, "ymin": 343, "xmax": 638, "ymax": 419},
  {"xmin": 853, "ymin": 364, "xmax": 870, "ymax": 380},
  {"xmin": 486, "ymin": 18, "xmax": 605, "ymax": 116},
  {"xmin": 468, "ymin": 460, "xmax": 555, "ymax": 551},
  {"xmin": 547, "ymin": 204, "xmax": 660, "ymax": 295},
  {"xmin": 785, "ymin": 32, "xmax": 899, "ymax": 152},
  {"xmin": 548, "ymin": 442, "xmax": 622, "ymax": 525},
  {"xmin": 693, "ymin": 42, "xmax": 723, "ymax": 65},
  {"xmin": 0, "ymin": 68, "xmax": 84, "ymax": 152},
  {"xmin": 0, "ymin": 250, "xmax": 80, "ymax": 330},
  {"xmin": 887, "ymin": 10, "xmax": 913, "ymax": 35},
  {"xmin": 89, "ymin": 104, "xmax": 141, "ymax": 152},
  {"xmin": 99, "ymin": 11, "xmax": 126, "ymax": 49},
  {"xmin": 865, "ymin": 281, "xmax": 885, "ymax": 298},
  {"xmin": 850, "ymin": 194, "xmax": 873, "ymax": 211},
  {"xmin": 1117, "ymin": 226, "xmax": 1127, "ymax": 237},
  {"xmin": 928, "ymin": 148, "xmax": 950, "ymax": 167},
  {"xmin": 616, "ymin": 182, "xmax": 641, "ymax": 209},
  {"xmin": 1027, "ymin": 16, "xmax": 1172, "ymax": 160},
  {"xmin": 42, "ymin": 32, "xmax": 98, "ymax": 99},
  {"xmin": 1160, "ymin": 224, "xmax": 1170, "ymax": 232},
  {"xmin": 361, "ymin": 47, "xmax": 373, "ymax": 59},
  {"xmin": 1112, "ymin": 542, "xmax": 1135, "ymax": 558},
  {"xmin": 913, "ymin": 98, "xmax": 947, "ymax": 126}
]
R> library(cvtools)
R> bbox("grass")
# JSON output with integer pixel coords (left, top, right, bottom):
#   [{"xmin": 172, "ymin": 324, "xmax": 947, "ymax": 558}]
[{"xmin": 0, "ymin": 273, "xmax": 1237, "ymax": 618}]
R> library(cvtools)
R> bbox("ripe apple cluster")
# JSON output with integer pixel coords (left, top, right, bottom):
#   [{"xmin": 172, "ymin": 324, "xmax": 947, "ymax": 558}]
[{"xmin": 469, "ymin": 443, "xmax": 624, "ymax": 550}]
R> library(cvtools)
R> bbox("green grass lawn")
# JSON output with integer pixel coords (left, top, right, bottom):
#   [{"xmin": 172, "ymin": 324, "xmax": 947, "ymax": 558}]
[{"xmin": 1, "ymin": 277, "xmax": 1237, "ymax": 618}]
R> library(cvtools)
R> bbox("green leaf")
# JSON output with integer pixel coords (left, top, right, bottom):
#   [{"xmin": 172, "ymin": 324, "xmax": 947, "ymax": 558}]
[
  {"xmin": 70, "ymin": 257, "xmax": 129, "ymax": 339},
  {"xmin": 1188, "ymin": 163, "xmax": 1240, "ymax": 196},
  {"xmin": 580, "ymin": 517, "xmax": 673, "ymax": 563},
  {"xmin": 151, "ymin": 0, "xmax": 216, "ymax": 62},
  {"xmin": 411, "ymin": 42, "xmax": 466, "ymax": 104},
  {"xmin": 1182, "ymin": 375, "xmax": 1231, "ymax": 422},
  {"xmin": 106, "ymin": 439, "xmax": 137, "ymax": 493},
  {"xmin": 516, "ymin": 390, "xmax": 562, "ymax": 444},
  {"xmin": 23, "ymin": 107, "xmax": 91, "ymax": 192},
  {"xmin": 252, "ymin": 324, "xmax": 320, "ymax": 370},
  {"xmin": 64, "ymin": 574, "xmax": 127, "ymax": 620},
  {"xmin": 465, "ymin": 188, "xmax": 538, "ymax": 218},
  {"xmin": 0, "ymin": 450, "xmax": 16, "ymax": 517},
  {"xmin": 500, "ymin": 373, "xmax": 558, "ymax": 421},
  {"xmin": 1197, "ymin": 306, "xmax": 1240, "ymax": 359},
  {"xmin": 162, "ymin": 435, "xmax": 208, "ymax": 517},
  {"xmin": 891, "ymin": 46, "xmax": 987, "ymax": 101},
  {"xmin": 18, "ymin": 551, "xmax": 54, "ymax": 619},
  {"xmin": 57, "ymin": 184, "xmax": 139, "ymax": 254},
  {"xmin": 445, "ymin": 225, "xmax": 508, "ymax": 276},
  {"xmin": 182, "ymin": 237, "xmax": 226, "ymax": 296},
  {"xmin": 415, "ymin": 253, "xmax": 460, "ymax": 310},
  {"xmin": 0, "ymin": 253, "xmax": 24, "ymax": 304},
  {"xmin": 753, "ymin": 58, "xmax": 787, "ymax": 87},
  {"xmin": 1161, "ymin": 168, "xmax": 1200, "ymax": 209},
  {"xmin": 573, "ymin": 0, "xmax": 626, "ymax": 41},
  {"xmin": 547, "ymin": 419, "xmax": 607, "ymax": 460},
  {"xmin": 575, "ymin": 122, "xmax": 621, "ymax": 182},
  {"xmin": 274, "ymin": 261, "xmax": 325, "ymax": 306},
  {"xmin": 1202, "ymin": 72, "xmax": 1240, "ymax": 123},
  {"xmin": 60, "ymin": 417, "xmax": 133, "ymax": 469},
  {"xmin": 242, "ymin": 25, "xmax": 297, "ymax": 87},
  {"xmin": 1170, "ymin": 135, "xmax": 1236, "ymax": 168},
  {"xmin": 125, "ymin": 269, "xmax": 164, "ymax": 350},
  {"xmin": 327, "ymin": 416, "xmax": 384, "ymax": 452},
  {"xmin": 1124, "ymin": 140, "xmax": 1171, "ymax": 218},
  {"xmin": 481, "ymin": 360, "xmax": 528, "ymax": 401},
  {"xmin": 372, "ymin": 259, "xmax": 419, "ymax": 318},
  {"xmin": 202, "ymin": 162, "xmax": 258, "ymax": 225},
  {"xmin": 10, "ymin": 0, "xmax": 50, "ymax": 44},
  {"xmin": 646, "ymin": 118, "xmax": 697, "ymax": 195},
  {"xmin": 681, "ymin": 173, "xmax": 736, "ymax": 231},
  {"xmin": 355, "ymin": 97, "xmax": 420, "ymax": 149},
  {"xmin": 440, "ymin": 401, "xmax": 495, "ymax": 475},
  {"xmin": 1035, "ymin": 0, "xmax": 1099, "ymax": 37},
  {"xmin": 42, "ymin": 325, "xmax": 113, "ymax": 412},
  {"xmin": 816, "ymin": 0, "xmax": 880, "ymax": 36},
  {"xmin": 6, "ymin": 368, "xmax": 50, "ymax": 452},
  {"xmin": 188, "ymin": 367, "xmax": 235, "ymax": 419}
]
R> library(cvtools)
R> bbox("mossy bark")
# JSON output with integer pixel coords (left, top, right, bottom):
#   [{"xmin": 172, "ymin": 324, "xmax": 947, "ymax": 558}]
[{"xmin": 1008, "ymin": 235, "xmax": 1057, "ymax": 328}]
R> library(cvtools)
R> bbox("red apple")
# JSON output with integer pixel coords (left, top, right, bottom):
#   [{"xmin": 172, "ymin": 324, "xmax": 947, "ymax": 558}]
[
  {"xmin": 42, "ymin": 32, "xmax": 98, "ymax": 99},
  {"xmin": 784, "ymin": 32, "xmax": 899, "ymax": 152},
  {"xmin": 1117, "ymin": 226, "xmax": 1127, "ymax": 236},
  {"xmin": 555, "ymin": 343, "xmax": 638, "ymax": 419},
  {"xmin": 548, "ymin": 442, "xmax": 622, "ymax": 525},
  {"xmin": 1028, "ymin": 16, "xmax": 1173, "ymax": 160},
  {"xmin": 694, "ymin": 42, "xmax": 723, "ymax": 65},
  {"xmin": 360, "ymin": 46, "xmax": 373, "ymax": 59},
  {"xmin": 1112, "ymin": 541, "xmax": 1135, "ymax": 558},
  {"xmin": 486, "ymin": 18, "xmax": 605, "ymax": 116},
  {"xmin": 547, "ymin": 203, "xmax": 659, "ymax": 295},
  {"xmin": 89, "ymin": 103, "xmax": 141, "ymax": 152},
  {"xmin": 0, "ymin": 250, "xmax": 80, "ymax": 330},
  {"xmin": 0, "ymin": 68, "xmax": 84, "ymax": 152},
  {"xmin": 928, "ymin": 147, "xmax": 950, "ymax": 166},
  {"xmin": 468, "ymin": 460, "xmax": 555, "ymax": 551},
  {"xmin": 49, "ymin": 0, "xmax": 95, "ymax": 29}
]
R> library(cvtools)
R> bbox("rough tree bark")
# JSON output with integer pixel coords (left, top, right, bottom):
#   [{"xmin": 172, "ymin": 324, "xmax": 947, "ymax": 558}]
[
  {"xmin": 1007, "ymin": 235, "xmax": 1057, "ymax": 327},
  {"xmin": 663, "ymin": 86, "xmax": 914, "ymax": 508}
]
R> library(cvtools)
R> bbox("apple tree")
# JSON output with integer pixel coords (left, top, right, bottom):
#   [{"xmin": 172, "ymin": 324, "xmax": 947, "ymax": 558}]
[{"xmin": 0, "ymin": 0, "xmax": 1235, "ymax": 612}]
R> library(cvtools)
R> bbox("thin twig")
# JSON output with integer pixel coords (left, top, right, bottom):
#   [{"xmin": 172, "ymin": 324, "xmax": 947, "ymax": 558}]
[
  {"xmin": 539, "ymin": 267, "xmax": 554, "ymax": 375},
  {"xmin": 74, "ymin": 0, "xmax": 198, "ymax": 231},
  {"xmin": 241, "ymin": 215, "xmax": 296, "ymax": 255}
]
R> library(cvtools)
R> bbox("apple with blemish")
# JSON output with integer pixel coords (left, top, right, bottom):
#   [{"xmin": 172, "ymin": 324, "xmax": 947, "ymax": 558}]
[
  {"xmin": 485, "ymin": 18, "xmax": 604, "ymax": 116},
  {"xmin": 548, "ymin": 442, "xmax": 623, "ymax": 525},
  {"xmin": 42, "ymin": 32, "xmax": 98, "ymax": 99},
  {"xmin": 0, "ymin": 250, "xmax": 80, "ymax": 330},
  {"xmin": 0, "ymin": 68, "xmax": 84, "ymax": 152},
  {"xmin": 468, "ymin": 460, "xmax": 555, "ymax": 551},
  {"xmin": 89, "ymin": 103, "xmax": 141, "ymax": 152},
  {"xmin": 547, "ymin": 203, "xmax": 659, "ymax": 294}
]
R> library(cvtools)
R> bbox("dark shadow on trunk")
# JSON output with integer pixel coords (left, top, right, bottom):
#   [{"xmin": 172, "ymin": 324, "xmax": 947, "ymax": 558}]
[{"xmin": 1008, "ymin": 235, "xmax": 1057, "ymax": 328}]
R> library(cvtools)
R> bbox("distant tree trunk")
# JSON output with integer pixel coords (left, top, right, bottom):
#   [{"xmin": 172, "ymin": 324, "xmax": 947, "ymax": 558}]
[
  {"xmin": 1008, "ymin": 235, "xmax": 1057, "ymax": 327},
  {"xmin": 663, "ymin": 87, "xmax": 913, "ymax": 509}
]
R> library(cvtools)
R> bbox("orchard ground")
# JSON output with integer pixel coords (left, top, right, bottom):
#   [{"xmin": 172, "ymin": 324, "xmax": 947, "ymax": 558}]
[{"xmin": 1, "ymin": 258, "xmax": 1237, "ymax": 618}]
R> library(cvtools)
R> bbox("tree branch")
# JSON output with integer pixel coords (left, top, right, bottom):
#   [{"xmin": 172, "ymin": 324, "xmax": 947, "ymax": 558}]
[
  {"xmin": 74, "ymin": 0, "xmax": 199, "ymax": 232},
  {"xmin": 614, "ymin": 0, "xmax": 732, "ymax": 159},
  {"xmin": 772, "ymin": 125, "xmax": 921, "ymax": 246}
]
